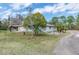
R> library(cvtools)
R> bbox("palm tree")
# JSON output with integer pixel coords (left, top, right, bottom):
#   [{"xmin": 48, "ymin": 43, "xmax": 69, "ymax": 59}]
[
  {"xmin": 67, "ymin": 16, "xmax": 74, "ymax": 30},
  {"xmin": 51, "ymin": 16, "xmax": 63, "ymax": 32},
  {"xmin": 75, "ymin": 14, "xmax": 79, "ymax": 30},
  {"xmin": 51, "ymin": 17, "xmax": 59, "ymax": 26},
  {"xmin": 60, "ymin": 16, "xmax": 68, "ymax": 32},
  {"xmin": 60, "ymin": 16, "xmax": 67, "ymax": 23}
]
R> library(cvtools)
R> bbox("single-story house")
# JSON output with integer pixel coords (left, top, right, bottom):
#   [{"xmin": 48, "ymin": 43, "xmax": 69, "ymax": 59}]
[
  {"xmin": 9, "ymin": 21, "xmax": 56, "ymax": 33},
  {"xmin": 8, "ymin": 14, "xmax": 25, "ymax": 32},
  {"xmin": 8, "ymin": 15, "xmax": 57, "ymax": 32},
  {"xmin": 41, "ymin": 24, "xmax": 57, "ymax": 33}
]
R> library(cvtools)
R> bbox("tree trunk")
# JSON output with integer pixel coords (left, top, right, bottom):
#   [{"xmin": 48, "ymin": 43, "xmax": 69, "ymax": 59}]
[{"xmin": 23, "ymin": 32, "xmax": 26, "ymax": 35}]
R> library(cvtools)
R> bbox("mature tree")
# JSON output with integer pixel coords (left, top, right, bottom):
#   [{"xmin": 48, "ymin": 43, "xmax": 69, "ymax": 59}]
[
  {"xmin": 51, "ymin": 16, "xmax": 68, "ymax": 32},
  {"xmin": 0, "ymin": 21, "xmax": 2, "ymax": 28},
  {"xmin": 60, "ymin": 16, "xmax": 67, "ymax": 23},
  {"xmin": 75, "ymin": 14, "xmax": 79, "ymax": 30},
  {"xmin": 76, "ymin": 14, "xmax": 79, "ymax": 25},
  {"xmin": 1, "ymin": 19, "xmax": 9, "ymax": 30},
  {"xmin": 51, "ymin": 17, "xmax": 59, "ymax": 26},
  {"xmin": 23, "ymin": 12, "xmax": 47, "ymax": 35},
  {"xmin": 60, "ymin": 16, "xmax": 68, "ymax": 32},
  {"xmin": 51, "ymin": 16, "xmax": 63, "ymax": 32},
  {"xmin": 67, "ymin": 16, "xmax": 74, "ymax": 30}
]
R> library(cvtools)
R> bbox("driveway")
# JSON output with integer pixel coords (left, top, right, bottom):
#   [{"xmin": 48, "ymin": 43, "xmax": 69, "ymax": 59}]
[{"xmin": 53, "ymin": 31, "xmax": 79, "ymax": 55}]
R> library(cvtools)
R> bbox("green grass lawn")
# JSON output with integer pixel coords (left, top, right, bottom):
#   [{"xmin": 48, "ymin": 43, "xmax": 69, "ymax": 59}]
[{"xmin": 0, "ymin": 31, "xmax": 68, "ymax": 55}]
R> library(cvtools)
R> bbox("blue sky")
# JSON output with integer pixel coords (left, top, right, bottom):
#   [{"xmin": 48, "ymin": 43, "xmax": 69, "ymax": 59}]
[{"xmin": 0, "ymin": 3, "xmax": 79, "ymax": 21}]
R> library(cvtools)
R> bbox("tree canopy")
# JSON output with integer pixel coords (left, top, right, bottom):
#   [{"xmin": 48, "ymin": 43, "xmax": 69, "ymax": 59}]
[{"xmin": 23, "ymin": 12, "xmax": 47, "ymax": 35}]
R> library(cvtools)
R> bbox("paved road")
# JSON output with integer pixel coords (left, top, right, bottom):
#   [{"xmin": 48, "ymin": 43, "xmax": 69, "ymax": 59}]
[{"xmin": 53, "ymin": 31, "xmax": 79, "ymax": 55}]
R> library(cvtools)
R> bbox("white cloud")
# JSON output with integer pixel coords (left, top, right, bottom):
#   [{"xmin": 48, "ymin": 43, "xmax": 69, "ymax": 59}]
[
  {"xmin": 32, "ymin": 4, "xmax": 66, "ymax": 13},
  {"xmin": 0, "ymin": 9, "xmax": 12, "ymax": 19},
  {"xmin": 21, "ymin": 11, "xmax": 28, "ymax": 15},
  {"xmin": 0, "ymin": 3, "xmax": 32, "ymax": 19},
  {"xmin": 0, "ymin": 6, "xmax": 7, "ymax": 13},
  {"xmin": 23, "ymin": 3, "xmax": 32, "ymax": 8},
  {"xmin": 10, "ymin": 3, "xmax": 32, "ymax": 11},
  {"xmin": 0, "ymin": 6, "xmax": 2, "ymax": 9},
  {"xmin": 1, "ymin": 3, "xmax": 79, "ymax": 19},
  {"xmin": 0, "ymin": 8, "xmax": 17, "ymax": 19},
  {"xmin": 33, "ymin": 3, "xmax": 79, "ymax": 14},
  {"xmin": 10, "ymin": 4, "xmax": 22, "ymax": 10},
  {"xmin": 32, "ymin": 6, "xmax": 55, "ymax": 13}
]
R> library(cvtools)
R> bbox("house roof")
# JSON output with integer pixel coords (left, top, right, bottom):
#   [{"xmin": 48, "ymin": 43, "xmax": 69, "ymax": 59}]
[
  {"xmin": 46, "ymin": 24, "xmax": 55, "ymax": 27},
  {"xmin": 9, "ymin": 25, "xmax": 22, "ymax": 28}
]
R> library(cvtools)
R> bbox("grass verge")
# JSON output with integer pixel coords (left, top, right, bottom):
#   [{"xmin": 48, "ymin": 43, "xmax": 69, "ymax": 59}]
[{"xmin": 0, "ymin": 31, "xmax": 69, "ymax": 55}]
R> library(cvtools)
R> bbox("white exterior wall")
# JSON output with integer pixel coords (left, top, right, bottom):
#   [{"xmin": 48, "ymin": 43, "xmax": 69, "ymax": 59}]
[
  {"xmin": 41, "ymin": 26, "xmax": 56, "ymax": 32},
  {"xmin": 45, "ymin": 27, "xmax": 56, "ymax": 32},
  {"xmin": 18, "ymin": 27, "xmax": 26, "ymax": 32},
  {"xmin": 16, "ymin": 26, "xmax": 56, "ymax": 33}
]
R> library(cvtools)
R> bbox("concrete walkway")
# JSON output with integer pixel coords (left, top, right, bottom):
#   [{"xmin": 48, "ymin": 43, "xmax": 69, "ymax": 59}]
[{"xmin": 53, "ymin": 31, "xmax": 79, "ymax": 55}]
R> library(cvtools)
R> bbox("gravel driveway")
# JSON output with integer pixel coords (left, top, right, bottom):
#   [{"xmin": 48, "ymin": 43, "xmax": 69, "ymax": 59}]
[{"xmin": 53, "ymin": 31, "xmax": 79, "ymax": 55}]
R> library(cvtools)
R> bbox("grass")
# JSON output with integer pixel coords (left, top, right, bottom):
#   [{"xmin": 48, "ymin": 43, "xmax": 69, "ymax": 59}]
[{"xmin": 0, "ymin": 31, "xmax": 69, "ymax": 55}]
